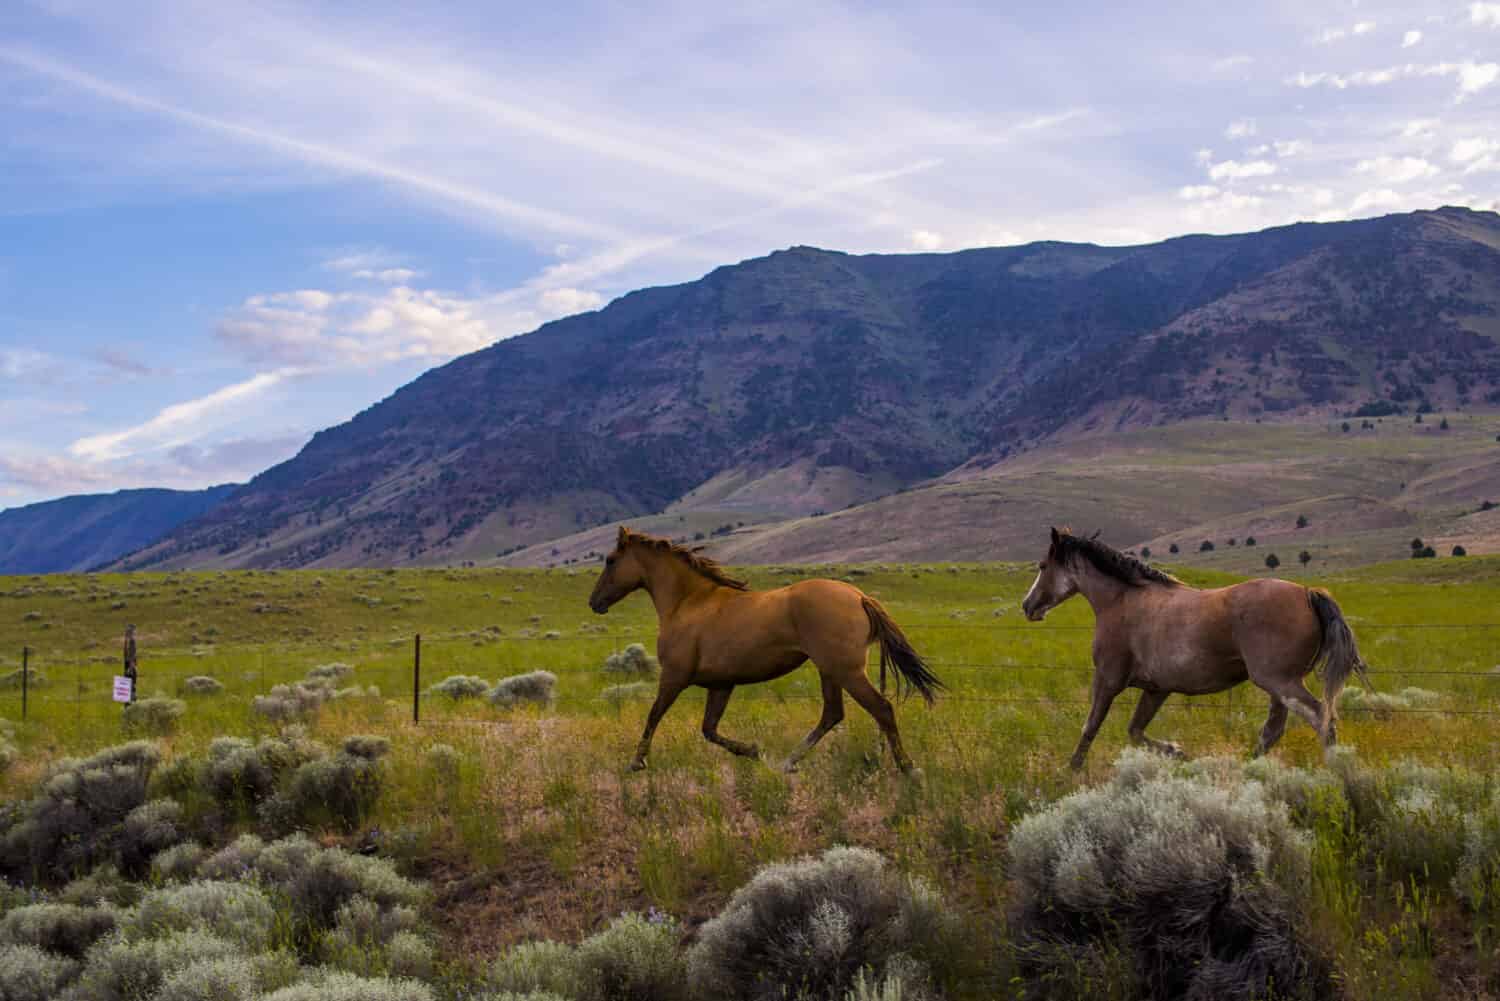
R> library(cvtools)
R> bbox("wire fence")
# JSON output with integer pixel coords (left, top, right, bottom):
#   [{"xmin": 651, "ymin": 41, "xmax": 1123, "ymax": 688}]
[{"xmin": 3, "ymin": 618, "xmax": 1498, "ymax": 730}]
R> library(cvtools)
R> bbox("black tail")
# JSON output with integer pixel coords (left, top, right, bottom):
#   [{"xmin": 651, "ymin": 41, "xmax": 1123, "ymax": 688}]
[
  {"xmin": 1308, "ymin": 588, "xmax": 1372, "ymax": 732},
  {"xmin": 862, "ymin": 597, "xmax": 944, "ymax": 706}
]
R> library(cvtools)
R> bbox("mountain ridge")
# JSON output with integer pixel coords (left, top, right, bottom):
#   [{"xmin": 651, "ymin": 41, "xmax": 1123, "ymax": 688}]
[{"xmin": 101, "ymin": 206, "xmax": 1500, "ymax": 571}]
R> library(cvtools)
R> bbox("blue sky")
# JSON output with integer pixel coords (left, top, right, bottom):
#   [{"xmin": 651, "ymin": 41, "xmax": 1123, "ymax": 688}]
[{"xmin": 1, "ymin": 0, "xmax": 1498, "ymax": 509}]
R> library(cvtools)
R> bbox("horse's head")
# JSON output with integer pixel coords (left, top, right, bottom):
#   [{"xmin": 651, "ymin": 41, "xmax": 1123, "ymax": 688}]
[
  {"xmin": 589, "ymin": 527, "xmax": 648, "ymax": 614},
  {"xmin": 1022, "ymin": 527, "xmax": 1079, "ymax": 622}
]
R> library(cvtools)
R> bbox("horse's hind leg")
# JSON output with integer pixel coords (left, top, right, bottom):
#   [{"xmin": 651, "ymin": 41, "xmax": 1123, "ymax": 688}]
[
  {"xmin": 701, "ymin": 687, "xmax": 760, "ymax": 760},
  {"xmin": 1254, "ymin": 697, "xmax": 1289, "ymax": 757},
  {"xmin": 841, "ymin": 673, "xmax": 915, "ymax": 774},
  {"xmin": 1271, "ymin": 680, "xmax": 1334, "ymax": 747},
  {"xmin": 784, "ymin": 675, "xmax": 845, "ymax": 773},
  {"xmin": 1127, "ymin": 690, "xmax": 1182, "ymax": 758}
]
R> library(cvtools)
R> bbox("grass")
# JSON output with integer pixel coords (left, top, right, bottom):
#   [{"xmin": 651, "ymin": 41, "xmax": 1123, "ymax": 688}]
[{"xmin": 2, "ymin": 558, "xmax": 1500, "ymax": 997}]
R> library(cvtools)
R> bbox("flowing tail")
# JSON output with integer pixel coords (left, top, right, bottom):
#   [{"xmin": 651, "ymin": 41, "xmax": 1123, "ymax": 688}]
[
  {"xmin": 1307, "ymin": 588, "xmax": 1372, "ymax": 733},
  {"xmin": 862, "ymin": 597, "xmax": 944, "ymax": 706}
]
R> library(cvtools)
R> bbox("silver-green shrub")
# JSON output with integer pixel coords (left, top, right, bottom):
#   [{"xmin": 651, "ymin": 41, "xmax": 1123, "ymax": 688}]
[
  {"xmin": 1007, "ymin": 750, "xmax": 1327, "ymax": 1000},
  {"xmin": 155, "ymin": 952, "xmax": 299, "ymax": 1001},
  {"xmin": 122, "ymin": 880, "xmax": 276, "ymax": 950},
  {"xmin": 121, "ymin": 698, "xmax": 186, "ymax": 736},
  {"xmin": 65, "ymin": 929, "xmax": 240, "ymax": 1001},
  {"xmin": 0, "ymin": 741, "xmax": 159, "ymax": 885},
  {"xmin": 0, "ymin": 942, "xmax": 80, "ymax": 1001},
  {"xmin": 0, "ymin": 902, "xmax": 117, "ymax": 957},
  {"xmin": 261, "ymin": 742, "xmax": 386, "ymax": 834},
  {"xmin": 179, "ymin": 676, "xmax": 224, "ymax": 697},
  {"xmin": 429, "ymin": 675, "xmax": 490, "ymax": 699},
  {"xmin": 488, "ymin": 671, "xmax": 557, "ymax": 709},
  {"xmin": 574, "ymin": 911, "xmax": 688, "ymax": 1001},
  {"xmin": 602, "ymin": 644, "xmax": 658, "ymax": 678},
  {"xmin": 488, "ymin": 940, "xmax": 587, "ymax": 997},
  {"xmin": 688, "ymin": 847, "xmax": 947, "ymax": 1001},
  {"xmin": 254, "ymin": 969, "xmax": 436, "ymax": 1001}
]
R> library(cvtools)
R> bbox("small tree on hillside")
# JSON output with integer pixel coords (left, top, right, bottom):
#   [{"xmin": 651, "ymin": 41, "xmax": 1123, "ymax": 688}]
[
  {"xmin": 1296, "ymin": 514, "xmax": 1309, "ymax": 529},
  {"xmin": 1245, "ymin": 536, "xmax": 1257, "ymax": 546},
  {"xmin": 1200, "ymin": 540, "xmax": 1215, "ymax": 552},
  {"xmin": 1298, "ymin": 550, "xmax": 1312, "ymax": 568},
  {"xmin": 1410, "ymin": 537, "xmax": 1424, "ymax": 553},
  {"xmin": 1169, "ymin": 543, "xmax": 1180, "ymax": 554},
  {"xmin": 1141, "ymin": 546, "xmax": 1151, "ymax": 560},
  {"xmin": 1452, "ymin": 545, "xmax": 1468, "ymax": 557},
  {"xmin": 1264, "ymin": 553, "xmax": 1280, "ymax": 570},
  {"xmin": 1440, "ymin": 417, "xmax": 1450, "ymax": 430}
]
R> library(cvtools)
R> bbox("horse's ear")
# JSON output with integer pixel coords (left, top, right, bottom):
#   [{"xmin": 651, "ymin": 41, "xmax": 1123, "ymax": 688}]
[
  {"xmin": 1089, "ymin": 529, "xmax": 1101, "ymax": 541},
  {"xmin": 1049, "ymin": 526, "xmax": 1060, "ymax": 546},
  {"xmin": 616, "ymin": 526, "xmax": 630, "ymax": 547}
]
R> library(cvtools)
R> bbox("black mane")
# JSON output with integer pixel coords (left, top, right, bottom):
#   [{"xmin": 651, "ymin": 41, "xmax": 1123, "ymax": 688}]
[{"xmin": 1055, "ymin": 532, "xmax": 1181, "ymax": 588}]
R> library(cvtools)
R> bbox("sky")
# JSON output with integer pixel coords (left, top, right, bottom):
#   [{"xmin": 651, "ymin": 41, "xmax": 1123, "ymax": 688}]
[{"xmin": 1, "ymin": 0, "xmax": 1498, "ymax": 510}]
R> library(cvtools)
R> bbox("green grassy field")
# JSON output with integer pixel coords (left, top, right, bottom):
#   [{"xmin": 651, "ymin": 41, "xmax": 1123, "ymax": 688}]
[{"xmin": 2, "ymin": 559, "xmax": 1498, "ymax": 998}]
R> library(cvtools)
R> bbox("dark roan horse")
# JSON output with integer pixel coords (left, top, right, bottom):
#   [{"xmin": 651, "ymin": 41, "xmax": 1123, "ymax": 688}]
[{"xmin": 1022, "ymin": 528, "xmax": 1371, "ymax": 768}]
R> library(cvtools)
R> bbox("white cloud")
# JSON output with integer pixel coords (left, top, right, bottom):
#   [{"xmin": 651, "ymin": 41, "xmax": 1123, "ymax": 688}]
[
  {"xmin": 1355, "ymin": 155, "xmax": 1439, "ymax": 183},
  {"xmin": 216, "ymin": 274, "xmax": 611, "ymax": 369},
  {"xmin": 70, "ymin": 370, "xmax": 299, "ymax": 462},
  {"xmin": 1225, "ymin": 119, "xmax": 1257, "ymax": 139},
  {"xmin": 1177, "ymin": 185, "xmax": 1220, "ymax": 200},
  {"xmin": 1451, "ymin": 138, "xmax": 1499, "ymax": 162},
  {"xmin": 1208, "ymin": 159, "xmax": 1277, "ymax": 180},
  {"xmin": 1273, "ymin": 140, "xmax": 1305, "ymax": 157},
  {"xmin": 1402, "ymin": 30, "xmax": 1423, "ymax": 48},
  {"xmin": 1350, "ymin": 188, "xmax": 1404, "ymax": 212},
  {"xmin": 1401, "ymin": 118, "xmax": 1440, "ymax": 139},
  {"xmin": 352, "ymin": 268, "xmax": 422, "ymax": 283},
  {"xmin": 1292, "ymin": 61, "xmax": 1500, "ymax": 99},
  {"xmin": 908, "ymin": 229, "xmax": 944, "ymax": 250},
  {"xmin": 1211, "ymin": 55, "xmax": 1253, "ymax": 73},
  {"xmin": 1315, "ymin": 27, "xmax": 1348, "ymax": 44},
  {"xmin": 0, "ymin": 348, "xmax": 55, "ymax": 379},
  {"xmin": 536, "ymin": 287, "xmax": 604, "ymax": 315},
  {"xmin": 1353, "ymin": 21, "xmax": 1376, "ymax": 35},
  {"xmin": 1473, "ymin": 3, "xmax": 1500, "ymax": 27},
  {"xmin": 1194, "ymin": 148, "xmax": 1215, "ymax": 165}
]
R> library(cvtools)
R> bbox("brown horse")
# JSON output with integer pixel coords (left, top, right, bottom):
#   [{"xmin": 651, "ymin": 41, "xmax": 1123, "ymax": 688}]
[
  {"xmin": 1021, "ymin": 528, "xmax": 1370, "ymax": 769},
  {"xmin": 587, "ymin": 527, "xmax": 942, "ymax": 774}
]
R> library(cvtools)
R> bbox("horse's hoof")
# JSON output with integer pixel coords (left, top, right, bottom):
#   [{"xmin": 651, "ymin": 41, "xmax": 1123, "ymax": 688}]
[
  {"xmin": 1163, "ymin": 742, "xmax": 1185, "ymax": 759},
  {"xmin": 1069, "ymin": 756, "xmax": 1086, "ymax": 772},
  {"xmin": 627, "ymin": 759, "xmax": 647, "ymax": 772},
  {"xmin": 744, "ymin": 744, "xmax": 761, "ymax": 760},
  {"xmin": 902, "ymin": 767, "xmax": 926, "ymax": 785},
  {"xmin": 781, "ymin": 760, "xmax": 799, "ymax": 774}
]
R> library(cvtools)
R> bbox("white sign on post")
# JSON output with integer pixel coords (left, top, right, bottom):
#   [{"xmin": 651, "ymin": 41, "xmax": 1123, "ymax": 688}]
[{"xmin": 112, "ymin": 676, "xmax": 134, "ymax": 703}]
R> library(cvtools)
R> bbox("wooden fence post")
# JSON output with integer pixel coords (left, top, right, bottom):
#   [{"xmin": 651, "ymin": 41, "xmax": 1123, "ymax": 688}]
[
  {"xmin": 21, "ymin": 647, "xmax": 29, "ymax": 722},
  {"xmin": 413, "ymin": 634, "xmax": 421, "ymax": 724}
]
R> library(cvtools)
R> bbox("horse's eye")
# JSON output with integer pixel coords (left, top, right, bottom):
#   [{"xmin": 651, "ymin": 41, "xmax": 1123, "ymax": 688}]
[{"xmin": 606, "ymin": 555, "xmax": 616, "ymax": 566}]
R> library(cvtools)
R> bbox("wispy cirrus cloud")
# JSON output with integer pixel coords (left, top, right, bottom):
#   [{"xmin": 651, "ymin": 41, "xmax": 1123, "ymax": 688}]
[{"xmin": 69, "ymin": 369, "xmax": 301, "ymax": 462}]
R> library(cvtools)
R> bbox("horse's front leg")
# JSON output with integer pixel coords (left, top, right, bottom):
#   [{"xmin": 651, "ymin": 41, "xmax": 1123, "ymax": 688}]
[
  {"xmin": 1127, "ymin": 690, "xmax": 1182, "ymax": 758},
  {"xmin": 1070, "ymin": 670, "xmax": 1124, "ymax": 770},
  {"xmin": 630, "ymin": 680, "xmax": 686, "ymax": 771},
  {"xmin": 701, "ymin": 686, "xmax": 760, "ymax": 760}
]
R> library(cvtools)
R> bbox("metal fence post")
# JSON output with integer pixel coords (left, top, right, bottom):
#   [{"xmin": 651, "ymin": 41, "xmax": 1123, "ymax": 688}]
[
  {"xmin": 413, "ymin": 634, "xmax": 421, "ymax": 724},
  {"xmin": 21, "ymin": 647, "xmax": 29, "ymax": 721}
]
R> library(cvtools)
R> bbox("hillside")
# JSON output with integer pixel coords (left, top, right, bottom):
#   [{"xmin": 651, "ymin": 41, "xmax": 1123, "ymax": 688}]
[
  {"xmin": 0, "ymin": 485, "xmax": 238, "ymax": 574},
  {"xmin": 502, "ymin": 415, "xmax": 1500, "ymax": 571},
  {"xmin": 120, "ymin": 207, "xmax": 1500, "ymax": 571}
]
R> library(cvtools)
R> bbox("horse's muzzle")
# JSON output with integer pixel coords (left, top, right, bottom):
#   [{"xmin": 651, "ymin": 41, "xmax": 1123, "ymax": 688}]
[{"xmin": 1022, "ymin": 604, "xmax": 1046, "ymax": 622}]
